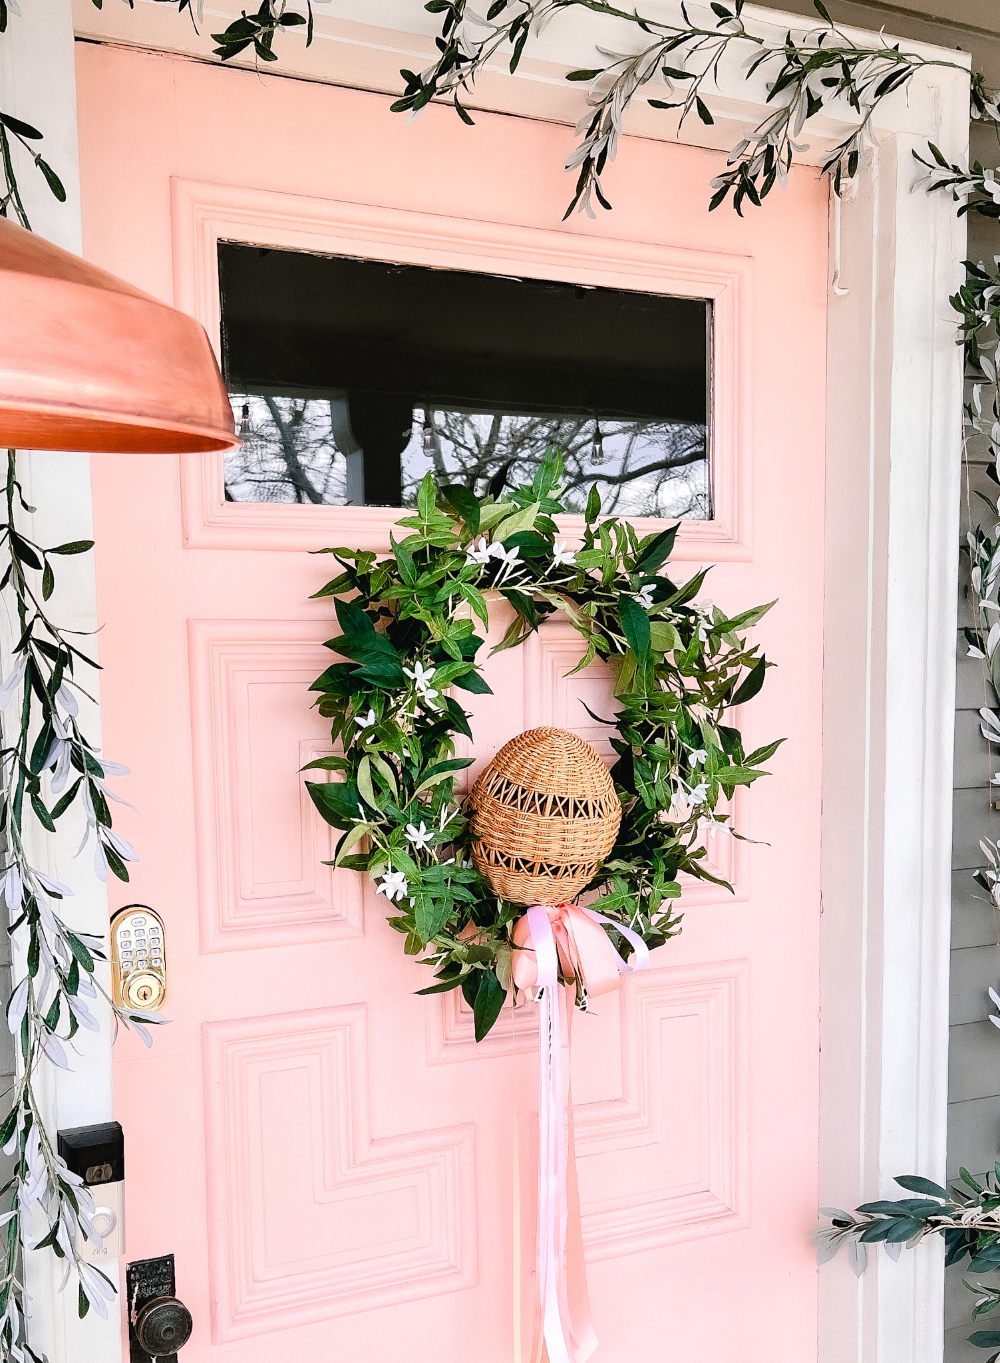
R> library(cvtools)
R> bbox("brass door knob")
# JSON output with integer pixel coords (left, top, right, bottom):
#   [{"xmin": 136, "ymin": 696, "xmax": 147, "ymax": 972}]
[{"xmin": 134, "ymin": 1295, "xmax": 193, "ymax": 1355}]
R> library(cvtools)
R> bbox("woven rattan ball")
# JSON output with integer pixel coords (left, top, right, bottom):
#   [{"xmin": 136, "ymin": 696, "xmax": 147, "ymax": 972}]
[{"xmin": 468, "ymin": 727, "xmax": 622, "ymax": 905}]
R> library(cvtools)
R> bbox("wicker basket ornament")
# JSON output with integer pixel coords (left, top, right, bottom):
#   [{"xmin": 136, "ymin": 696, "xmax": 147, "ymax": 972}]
[{"xmin": 468, "ymin": 727, "xmax": 622, "ymax": 905}]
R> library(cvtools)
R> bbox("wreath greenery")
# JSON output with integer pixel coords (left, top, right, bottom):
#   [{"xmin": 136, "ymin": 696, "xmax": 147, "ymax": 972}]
[{"xmin": 306, "ymin": 454, "xmax": 779, "ymax": 1041}]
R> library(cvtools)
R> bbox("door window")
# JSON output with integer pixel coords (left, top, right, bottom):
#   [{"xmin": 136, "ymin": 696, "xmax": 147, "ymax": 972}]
[{"xmin": 218, "ymin": 243, "xmax": 711, "ymax": 520}]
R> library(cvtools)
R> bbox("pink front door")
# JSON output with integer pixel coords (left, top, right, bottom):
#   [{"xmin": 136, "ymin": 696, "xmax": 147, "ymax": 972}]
[{"xmin": 77, "ymin": 39, "xmax": 828, "ymax": 1363}]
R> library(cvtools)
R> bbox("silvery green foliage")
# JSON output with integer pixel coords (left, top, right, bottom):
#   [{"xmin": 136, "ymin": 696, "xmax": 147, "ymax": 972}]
[
  {"xmin": 2, "ymin": 0, "xmax": 993, "ymax": 232},
  {"xmin": 817, "ymin": 1168, "xmax": 1000, "ymax": 1358},
  {"xmin": 388, "ymin": 0, "xmax": 987, "ymax": 219},
  {"xmin": 0, "ymin": 452, "xmax": 161, "ymax": 1361}
]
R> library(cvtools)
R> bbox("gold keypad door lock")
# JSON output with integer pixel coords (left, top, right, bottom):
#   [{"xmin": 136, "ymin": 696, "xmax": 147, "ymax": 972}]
[{"xmin": 111, "ymin": 905, "xmax": 167, "ymax": 1011}]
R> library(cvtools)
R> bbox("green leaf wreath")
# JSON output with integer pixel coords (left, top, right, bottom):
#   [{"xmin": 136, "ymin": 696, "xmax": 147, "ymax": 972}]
[{"xmin": 306, "ymin": 454, "xmax": 779, "ymax": 1041}]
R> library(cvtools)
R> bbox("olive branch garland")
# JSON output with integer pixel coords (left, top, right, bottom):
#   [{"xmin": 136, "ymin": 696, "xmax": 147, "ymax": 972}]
[
  {"xmin": 816, "ymin": 1167, "xmax": 1000, "ymax": 1359},
  {"xmin": 2, "ymin": 0, "xmax": 995, "ymax": 231},
  {"xmin": 388, "ymin": 0, "xmax": 991, "ymax": 219},
  {"xmin": 306, "ymin": 454, "xmax": 779, "ymax": 1041},
  {"xmin": 0, "ymin": 450, "xmax": 160, "ymax": 1360}
]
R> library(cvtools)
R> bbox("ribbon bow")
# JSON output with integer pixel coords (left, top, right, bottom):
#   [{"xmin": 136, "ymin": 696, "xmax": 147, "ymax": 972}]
[
  {"xmin": 512, "ymin": 902, "xmax": 649, "ymax": 1000},
  {"xmin": 513, "ymin": 904, "xmax": 648, "ymax": 1363}
]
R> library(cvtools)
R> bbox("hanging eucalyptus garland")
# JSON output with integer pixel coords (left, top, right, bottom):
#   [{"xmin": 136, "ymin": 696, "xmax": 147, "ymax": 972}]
[
  {"xmin": 306, "ymin": 455, "xmax": 778, "ymax": 1040},
  {"xmin": 0, "ymin": 450, "xmax": 159, "ymax": 1358}
]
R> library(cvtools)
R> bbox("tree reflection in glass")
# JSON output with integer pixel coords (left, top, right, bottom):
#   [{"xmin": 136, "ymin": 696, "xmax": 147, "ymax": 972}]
[{"xmin": 225, "ymin": 394, "xmax": 710, "ymax": 521}]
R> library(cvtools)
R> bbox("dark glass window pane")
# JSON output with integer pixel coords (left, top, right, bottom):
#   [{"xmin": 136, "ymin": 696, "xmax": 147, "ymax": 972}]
[{"xmin": 219, "ymin": 244, "xmax": 710, "ymax": 519}]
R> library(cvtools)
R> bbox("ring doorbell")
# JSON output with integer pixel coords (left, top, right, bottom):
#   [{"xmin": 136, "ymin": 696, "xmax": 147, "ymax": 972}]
[{"xmin": 57, "ymin": 1121, "xmax": 125, "ymax": 1261}]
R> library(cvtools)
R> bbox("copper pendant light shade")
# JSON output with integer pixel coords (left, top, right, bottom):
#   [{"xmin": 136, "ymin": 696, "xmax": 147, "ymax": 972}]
[{"xmin": 0, "ymin": 217, "xmax": 238, "ymax": 454}]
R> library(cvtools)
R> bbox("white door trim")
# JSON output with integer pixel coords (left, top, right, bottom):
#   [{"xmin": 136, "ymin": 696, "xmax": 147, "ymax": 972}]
[
  {"xmin": 0, "ymin": 3, "xmax": 122, "ymax": 1361},
  {"xmin": 5, "ymin": 4, "xmax": 969, "ymax": 1361}
]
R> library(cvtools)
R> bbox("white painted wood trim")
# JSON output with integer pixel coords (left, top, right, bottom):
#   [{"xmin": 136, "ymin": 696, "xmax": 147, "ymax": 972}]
[
  {"xmin": 1, "ymin": 2, "xmax": 970, "ymax": 1359},
  {"xmin": 817, "ymin": 72, "xmax": 970, "ymax": 1363},
  {"xmin": 0, "ymin": 4, "xmax": 121, "ymax": 1361}
]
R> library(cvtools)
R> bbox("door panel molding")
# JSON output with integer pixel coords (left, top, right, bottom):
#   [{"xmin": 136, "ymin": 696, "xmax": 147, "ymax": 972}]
[
  {"xmin": 203, "ymin": 1004, "xmax": 477, "ymax": 1341},
  {"xmin": 188, "ymin": 619, "xmax": 365, "ymax": 953},
  {"xmin": 170, "ymin": 177, "xmax": 753, "ymax": 560},
  {"xmin": 576, "ymin": 958, "xmax": 750, "ymax": 1259}
]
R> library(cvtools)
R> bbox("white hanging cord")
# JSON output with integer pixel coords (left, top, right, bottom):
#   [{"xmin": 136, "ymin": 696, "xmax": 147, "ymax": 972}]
[{"xmin": 831, "ymin": 189, "xmax": 850, "ymax": 297}]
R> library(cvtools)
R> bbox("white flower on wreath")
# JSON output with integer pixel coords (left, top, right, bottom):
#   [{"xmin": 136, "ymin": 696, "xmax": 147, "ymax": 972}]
[
  {"xmin": 635, "ymin": 583, "xmax": 655, "ymax": 609},
  {"xmin": 405, "ymin": 821, "xmax": 433, "ymax": 852},
  {"xmin": 465, "ymin": 536, "xmax": 492, "ymax": 566},
  {"xmin": 659, "ymin": 800, "xmax": 688, "ymax": 824},
  {"xmin": 403, "ymin": 660, "xmax": 440, "ymax": 709},
  {"xmin": 355, "ymin": 708, "xmax": 377, "ymax": 733},
  {"xmin": 376, "ymin": 869, "xmax": 409, "ymax": 902},
  {"xmin": 688, "ymin": 781, "xmax": 709, "ymax": 805},
  {"xmin": 551, "ymin": 540, "xmax": 576, "ymax": 569},
  {"xmin": 687, "ymin": 748, "xmax": 708, "ymax": 768},
  {"xmin": 491, "ymin": 544, "xmax": 523, "ymax": 586}
]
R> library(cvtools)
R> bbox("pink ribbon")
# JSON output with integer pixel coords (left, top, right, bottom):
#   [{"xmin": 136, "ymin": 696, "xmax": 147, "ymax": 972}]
[{"xmin": 513, "ymin": 904, "xmax": 648, "ymax": 1362}]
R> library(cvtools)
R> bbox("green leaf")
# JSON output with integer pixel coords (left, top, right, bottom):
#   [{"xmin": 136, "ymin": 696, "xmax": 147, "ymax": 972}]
[
  {"xmin": 566, "ymin": 68, "xmax": 600, "ymax": 81},
  {"xmin": 415, "ymin": 893, "xmax": 453, "ymax": 943},
  {"xmin": 30, "ymin": 794, "xmax": 55, "ymax": 833},
  {"xmin": 65, "ymin": 931, "xmax": 94, "ymax": 973},
  {"xmin": 10, "ymin": 532, "xmax": 41, "ymax": 570},
  {"xmin": 417, "ymin": 471, "xmax": 437, "ymax": 520},
  {"xmin": 0, "ymin": 1110, "xmax": 16, "ymax": 1149},
  {"xmin": 35, "ymin": 157, "xmax": 66, "ymax": 203},
  {"xmin": 585, "ymin": 485, "xmax": 602, "ymax": 523},
  {"xmin": 493, "ymin": 501, "xmax": 539, "ymax": 542},
  {"xmin": 43, "ymin": 994, "xmax": 60, "ymax": 1032},
  {"xmin": 894, "ymin": 1174, "xmax": 949, "ymax": 1200},
  {"xmin": 334, "ymin": 598, "xmax": 374, "ymax": 636},
  {"xmin": 884, "ymin": 1217, "xmax": 924, "ymax": 1242},
  {"xmin": 649, "ymin": 621, "xmax": 681, "ymax": 654},
  {"xmin": 633, "ymin": 524, "xmax": 678, "ymax": 574},
  {"xmin": 413, "ymin": 757, "xmax": 475, "ymax": 796},
  {"xmin": 473, "ymin": 969, "xmax": 506, "ymax": 1040},
  {"xmin": 969, "ymin": 1333, "xmax": 1000, "ymax": 1348},
  {"xmin": 41, "ymin": 561, "xmax": 54, "ymax": 601},
  {"xmin": 51, "ymin": 779, "xmax": 82, "ymax": 823},
  {"xmin": 0, "ymin": 113, "xmax": 42, "ymax": 140},
  {"xmin": 334, "ymin": 822, "xmax": 373, "ymax": 866},
  {"xmin": 453, "ymin": 668, "xmax": 492, "ymax": 695},
  {"xmin": 441, "ymin": 484, "xmax": 481, "ymax": 534},
  {"xmin": 300, "ymin": 755, "xmax": 351, "ymax": 773},
  {"xmin": 48, "ymin": 540, "xmax": 94, "ymax": 556},
  {"xmin": 730, "ymin": 658, "xmax": 767, "ymax": 706},
  {"xmin": 695, "ymin": 97, "xmax": 715, "ymax": 125},
  {"xmin": 306, "ymin": 779, "xmax": 361, "ymax": 830},
  {"xmin": 357, "ymin": 755, "xmax": 378, "ymax": 810},
  {"xmin": 618, "ymin": 594, "xmax": 651, "ymax": 663},
  {"xmin": 370, "ymin": 753, "xmax": 399, "ymax": 798}
]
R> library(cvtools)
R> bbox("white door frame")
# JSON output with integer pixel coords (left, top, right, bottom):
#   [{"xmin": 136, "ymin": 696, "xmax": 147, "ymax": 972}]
[
  {"xmin": 0, "ymin": 3, "xmax": 122, "ymax": 1361},
  {"xmin": 2, "ymin": 4, "xmax": 969, "ymax": 1361}
]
